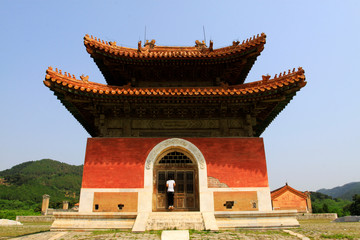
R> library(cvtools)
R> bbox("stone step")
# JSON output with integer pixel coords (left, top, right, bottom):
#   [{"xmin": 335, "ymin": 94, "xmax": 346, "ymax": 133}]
[{"xmin": 146, "ymin": 212, "xmax": 205, "ymax": 230}]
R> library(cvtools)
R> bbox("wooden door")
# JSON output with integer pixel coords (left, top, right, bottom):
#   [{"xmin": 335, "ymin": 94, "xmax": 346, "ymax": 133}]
[{"xmin": 155, "ymin": 169, "xmax": 197, "ymax": 211}]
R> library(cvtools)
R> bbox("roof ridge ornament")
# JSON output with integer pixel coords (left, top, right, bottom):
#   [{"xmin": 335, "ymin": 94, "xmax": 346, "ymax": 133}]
[
  {"xmin": 138, "ymin": 39, "xmax": 156, "ymax": 52},
  {"xmin": 220, "ymin": 81, "xmax": 229, "ymax": 89},
  {"xmin": 274, "ymin": 67, "xmax": 305, "ymax": 79},
  {"xmin": 80, "ymin": 74, "xmax": 89, "ymax": 83},
  {"xmin": 262, "ymin": 74, "xmax": 271, "ymax": 81},
  {"xmin": 144, "ymin": 39, "xmax": 156, "ymax": 48},
  {"xmin": 195, "ymin": 40, "xmax": 206, "ymax": 49}
]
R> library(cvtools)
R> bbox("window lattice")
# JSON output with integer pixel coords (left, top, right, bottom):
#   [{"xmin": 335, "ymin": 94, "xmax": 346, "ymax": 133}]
[{"xmin": 159, "ymin": 151, "xmax": 192, "ymax": 164}]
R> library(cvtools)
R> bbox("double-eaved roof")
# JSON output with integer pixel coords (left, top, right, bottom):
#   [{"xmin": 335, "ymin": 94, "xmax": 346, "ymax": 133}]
[{"xmin": 44, "ymin": 33, "xmax": 306, "ymax": 137}]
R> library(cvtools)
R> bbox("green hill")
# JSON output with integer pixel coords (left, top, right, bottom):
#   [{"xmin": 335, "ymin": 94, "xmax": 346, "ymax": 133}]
[
  {"xmin": 310, "ymin": 191, "xmax": 351, "ymax": 217},
  {"xmin": 0, "ymin": 159, "xmax": 83, "ymax": 219},
  {"xmin": 318, "ymin": 182, "xmax": 360, "ymax": 201}
]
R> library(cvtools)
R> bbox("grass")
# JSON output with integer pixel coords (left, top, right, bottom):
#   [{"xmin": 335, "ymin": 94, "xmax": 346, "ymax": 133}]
[
  {"xmin": 91, "ymin": 229, "xmax": 124, "ymax": 235},
  {"xmin": 0, "ymin": 223, "xmax": 50, "ymax": 238},
  {"xmin": 188, "ymin": 229, "xmax": 213, "ymax": 234},
  {"xmin": 320, "ymin": 233, "xmax": 355, "ymax": 239}
]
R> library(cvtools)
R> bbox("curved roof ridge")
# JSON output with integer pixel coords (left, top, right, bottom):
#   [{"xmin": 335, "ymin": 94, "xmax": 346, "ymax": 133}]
[
  {"xmin": 83, "ymin": 33, "xmax": 266, "ymax": 58},
  {"xmin": 271, "ymin": 184, "xmax": 308, "ymax": 199},
  {"xmin": 44, "ymin": 66, "xmax": 306, "ymax": 97},
  {"xmin": 237, "ymin": 67, "xmax": 306, "ymax": 89}
]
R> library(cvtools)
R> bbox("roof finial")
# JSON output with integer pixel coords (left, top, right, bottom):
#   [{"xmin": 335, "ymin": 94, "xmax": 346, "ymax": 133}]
[
  {"xmin": 203, "ymin": 25, "xmax": 207, "ymax": 45},
  {"xmin": 138, "ymin": 41, "xmax": 142, "ymax": 52}
]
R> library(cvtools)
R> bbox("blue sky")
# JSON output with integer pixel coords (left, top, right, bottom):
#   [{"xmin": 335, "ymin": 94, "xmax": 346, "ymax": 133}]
[{"xmin": 0, "ymin": 1, "xmax": 359, "ymax": 191}]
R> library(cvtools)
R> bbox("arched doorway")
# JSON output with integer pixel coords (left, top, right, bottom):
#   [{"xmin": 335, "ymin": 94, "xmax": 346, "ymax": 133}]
[{"xmin": 152, "ymin": 149, "xmax": 199, "ymax": 211}]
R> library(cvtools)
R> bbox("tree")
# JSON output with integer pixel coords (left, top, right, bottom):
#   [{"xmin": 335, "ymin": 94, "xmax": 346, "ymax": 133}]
[
  {"xmin": 322, "ymin": 203, "xmax": 329, "ymax": 213},
  {"xmin": 348, "ymin": 194, "xmax": 360, "ymax": 215}
]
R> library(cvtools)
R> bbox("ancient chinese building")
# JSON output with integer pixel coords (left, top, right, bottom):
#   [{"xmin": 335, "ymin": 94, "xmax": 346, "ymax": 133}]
[
  {"xmin": 45, "ymin": 33, "xmax": 306, "ymax": 231},
  {"xmin": 271, "ymin": 183, "xmax": 312, "ymax": 213}
]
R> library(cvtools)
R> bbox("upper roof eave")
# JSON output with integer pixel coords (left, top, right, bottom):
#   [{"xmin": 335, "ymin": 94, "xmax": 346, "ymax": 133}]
[{"xmin": 83, "ymin": 33, "xmax": 266, "ymax": 61}]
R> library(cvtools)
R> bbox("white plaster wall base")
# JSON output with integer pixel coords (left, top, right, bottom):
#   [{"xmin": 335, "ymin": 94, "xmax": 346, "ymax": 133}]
[{"xmin": 78, "ymin": 188, "xmax": 142, "ymax": 213}]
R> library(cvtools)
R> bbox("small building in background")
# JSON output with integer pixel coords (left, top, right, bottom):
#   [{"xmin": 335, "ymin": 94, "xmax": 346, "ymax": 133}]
[{"xmin": 271, "ymin": 183, "xmax": 312, "ymax": 213}]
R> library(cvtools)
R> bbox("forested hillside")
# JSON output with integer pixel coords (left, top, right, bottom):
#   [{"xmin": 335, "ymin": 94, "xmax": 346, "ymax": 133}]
[
  {"xmin": 318, "ymin": 182, "xmax": 360, "ymax": 201},
  {"xmin": 310, "ymin": 191, "xmax": 351, "ymax": 217},
  {"xmin": 0, "ymin": 159, "xmax": 83, "ymax": 219}
]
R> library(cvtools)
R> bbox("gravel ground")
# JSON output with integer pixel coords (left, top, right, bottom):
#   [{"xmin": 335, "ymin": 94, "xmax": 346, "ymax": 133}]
[
  {"xmin": 2, "ymin": 229, "xmax": 300, "ymax": 240},
  {"xmin": 295, "ymin": 219, "xmax": 360, "ymax": 240},
  {"xmin": 1, "ymin": 220, "xmax": 359, "ymax": 240}
]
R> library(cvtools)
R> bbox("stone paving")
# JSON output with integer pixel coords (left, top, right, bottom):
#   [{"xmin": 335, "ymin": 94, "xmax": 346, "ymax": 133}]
[{"xmin": 8, "ymin": 230, "xmax": 302, "ymax": 240}]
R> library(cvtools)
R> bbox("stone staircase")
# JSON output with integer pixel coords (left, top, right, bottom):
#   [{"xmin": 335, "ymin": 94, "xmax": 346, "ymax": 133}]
[{"xmin": 145, "ymin": 212, "xmax": 205, "ymax": 230}]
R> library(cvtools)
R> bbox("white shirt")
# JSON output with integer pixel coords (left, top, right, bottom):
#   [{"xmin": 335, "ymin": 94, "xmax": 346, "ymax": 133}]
[{"xmin": 166, "ymin": 180, "xmax": 175, "ymax": 192}]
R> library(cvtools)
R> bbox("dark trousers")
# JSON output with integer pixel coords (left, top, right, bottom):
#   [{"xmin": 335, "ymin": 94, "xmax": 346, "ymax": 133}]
[{"xmin": 167, "ymin": 192, "xmax": 174, "ymax": 206}]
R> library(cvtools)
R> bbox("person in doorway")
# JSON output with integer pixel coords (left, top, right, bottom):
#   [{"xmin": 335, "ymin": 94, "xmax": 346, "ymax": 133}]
[{"xmin": 166, "ymin": 177, "xmax": 176, "ymax": 210}]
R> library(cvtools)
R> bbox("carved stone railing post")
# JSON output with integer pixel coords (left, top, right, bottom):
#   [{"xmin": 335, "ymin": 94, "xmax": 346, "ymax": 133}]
[
  {"xmin": 63, "ymin": 201, "xmax": 69, "ymax": 210},
  {"xmin": 41, "ymin": 194, "xmax": 50, "ymax": 215}
]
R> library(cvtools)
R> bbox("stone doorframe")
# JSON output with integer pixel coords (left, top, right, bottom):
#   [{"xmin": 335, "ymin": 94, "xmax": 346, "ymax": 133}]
[{"xmin": 138, "ymin": 138, "xmax": 213, "ymax": 213}]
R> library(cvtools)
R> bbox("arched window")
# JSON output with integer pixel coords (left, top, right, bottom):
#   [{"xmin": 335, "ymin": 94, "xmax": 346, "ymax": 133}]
[{"xmin": 158, "ymin": 151, "xmax": 193, "ymax": 164}]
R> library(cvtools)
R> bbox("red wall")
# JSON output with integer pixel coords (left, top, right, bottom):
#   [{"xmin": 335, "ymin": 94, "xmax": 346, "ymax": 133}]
[
  {"xmin": 82, "ymin": 138, "xmax": 268, "ymax": 188},
  {"xmin": 272, "ymin": 191, "xmax": 308, "ymax": 212}
]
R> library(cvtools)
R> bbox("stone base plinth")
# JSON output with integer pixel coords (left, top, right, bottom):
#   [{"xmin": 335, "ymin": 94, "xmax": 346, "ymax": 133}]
[
  {"xmin": 16, "ymin": 216, "xmax": 55, "ymax": 223},
  {"xmin": 146, "ymin": 212, "xmax": 205, "ymax": 231},
  {"xmin": 51, "ymin": 210, "xmax": 299, "ymax": 231},
  {"xmin": 50, "ymin": 212, "xmax": 136, "ymax": 231},
  {"xmin": 215, "ymin": 210, "xmax": 299, "ymax": 229}
]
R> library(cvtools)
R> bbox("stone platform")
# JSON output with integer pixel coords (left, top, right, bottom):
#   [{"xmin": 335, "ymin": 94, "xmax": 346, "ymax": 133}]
[
  {"xmin": 50, "ymin": 210, "xmax": 299, "ymax": 231},
  {"xmin": 215, "ymin": 210, "xmax": 299, "ymax": 229},
  {"xmin": 50, "ymin": 212, "xmax": 136, "ymax": 231}
]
